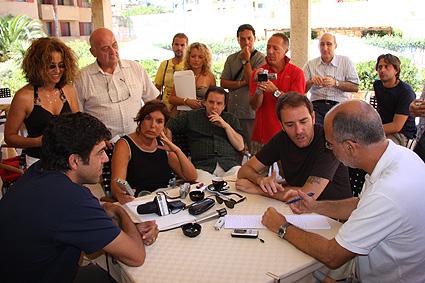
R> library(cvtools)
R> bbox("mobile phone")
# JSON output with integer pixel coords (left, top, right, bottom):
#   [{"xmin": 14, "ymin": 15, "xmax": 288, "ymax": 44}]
[
  {"xmin": 415, "ymin": 101, "xmax": 423, "ymax": 106},
  {"xmin": 115, "ymin": 178, "xmax": 134, "ymax": 196},
  {"xmin": 231, "ymin": 229, "xmax": 259, "ymax": 239}
]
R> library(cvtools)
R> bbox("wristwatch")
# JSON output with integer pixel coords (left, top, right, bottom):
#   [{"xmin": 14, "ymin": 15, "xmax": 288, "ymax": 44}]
[
  {"xmin": 335, "ymin": 80, "xmax": 340, "ymax": 88},
  {"xmin": 242, "ymin": 60, "xmax": 250, "ymax": 65},
  {"xmin": 277, "ymin": 222, "xmax": 292, "ymax": 239},
  {"xmin": 273, "ymin": 90, "xmax": 282, "ymax": 98}
]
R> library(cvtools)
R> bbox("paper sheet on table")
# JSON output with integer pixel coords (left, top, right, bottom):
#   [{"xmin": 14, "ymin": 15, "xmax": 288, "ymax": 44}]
[
  {"xmin": 174, "ymin": 70, "xmax": 196, "ymax": 111},
  {"xmin": 126, "ymin": 198, "xmax": 196, "ymax": 231},
  {"xmin": 224, "ymin": 215, "xmax": 331, "ymax": 229},
  {"xmin": 224, "ymin": 215, "xmax": 266, "ymax": 229}
]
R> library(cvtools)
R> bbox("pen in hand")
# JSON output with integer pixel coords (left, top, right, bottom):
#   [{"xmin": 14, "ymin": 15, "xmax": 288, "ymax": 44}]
[{"xmin": 285, "ymin": 193, "xmax": 314, "ymax": 205}]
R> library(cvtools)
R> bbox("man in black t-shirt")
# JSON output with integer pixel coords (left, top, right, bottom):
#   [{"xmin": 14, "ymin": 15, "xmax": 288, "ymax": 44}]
[
  {"xmin": 373, "ymin": 54, "xmax": 416, "ymax": 146},
  {"xmin": 236, "ymin": 92, "xmax": 351, "ymax": 201}
]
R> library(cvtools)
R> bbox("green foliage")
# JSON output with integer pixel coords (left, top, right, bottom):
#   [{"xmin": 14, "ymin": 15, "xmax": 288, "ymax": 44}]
[
  {"xmin": 0, "ymin": 60, "xmax": 27, "ymax": 95},
  {"xmin": 121, "ymin": 5, "xmax": 171, "ymax": 17},
  {"xmin": 153, "ymin": 38, "xmax": 268, "ymax": 81},
  {"xmin": 154, "ymin": 38, "xmax": 268, "ymax": 60},
  {"xmin": 355, "ymin": 60, "xmax": 377, "ymax": 91},
  {"xmin": 212, "ymin": 59, "xmax": 225, "ymax": 83},
  {"xmin": 66, "ymin": 40, "xmax": 95, "ymax": 69},
  {"xmin": 355, "ymin": 57, "xmax": 425, "ymax": 92},
  {"xmin": 362, "ymin": 35, "xmax": 425, "ymax": 52},
  {"xmin": 398, "ymin": 58, "xmax": 424, "ymax": 92},
  {"xmin": 272, "ymin": 31, "xmax": 318, "ymax": 40},
  {"xmin": 0, "ymin": 39, "xmax": 95, "ymax": 95},
  {"xmin": 362, "ymin": 28, "xmax": 403, "ymax": 38},
  {"xmin": 140, "ymin": 59, "xmax": 160, "ymax": 81},
  {"xmin": 0, "ymin": 14, "xmax": 45, "ymax": 62}
]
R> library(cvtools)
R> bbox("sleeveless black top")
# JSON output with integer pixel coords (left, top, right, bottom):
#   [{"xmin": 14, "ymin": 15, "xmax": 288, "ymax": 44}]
[
  {"xmin": 24, "ymin": 86, "xmax": 72, "ymax": 158},
  {"xmin": 121, "ymin": 135, "xmax": 173, "ymax": 196}
]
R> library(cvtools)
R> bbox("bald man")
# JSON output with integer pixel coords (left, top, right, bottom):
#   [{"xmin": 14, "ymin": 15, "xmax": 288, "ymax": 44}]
[
  {"xmin": 303, "ymin": 33, "xmax": 359, "ymax": 125},
  {"xmin": 262, "ymin": 100, "xmax": 425, "ymax": 282},
  {"xmin": 74, "ymin": 28, "xmax": 159, "ymax": 138}
]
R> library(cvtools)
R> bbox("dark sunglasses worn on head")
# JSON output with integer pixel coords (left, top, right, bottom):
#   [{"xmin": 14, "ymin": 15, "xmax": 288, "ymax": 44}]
[
  {"xmin": 49, "ymin": 63, "xmax": 65, "ymax": 70},
  {"xmin": 214, "ymin": 192, "xmax": 246, "ymax": 209}
]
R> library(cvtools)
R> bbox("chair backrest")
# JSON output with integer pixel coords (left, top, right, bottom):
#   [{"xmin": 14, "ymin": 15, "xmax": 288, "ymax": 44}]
[
  {"xmin": 101, "ymin": 147, "xmax": 114, "ymax": 198},
  {"xmin": 172, "ymin": 133, "xmax": 190, "ymax": 157},
  {"xmin": 348, "ymin": 167, "xmax": 367, "ymax": 197},
  {"xmin": 369, "ymin": 95, "xmax": 378, "ymax": 110}
]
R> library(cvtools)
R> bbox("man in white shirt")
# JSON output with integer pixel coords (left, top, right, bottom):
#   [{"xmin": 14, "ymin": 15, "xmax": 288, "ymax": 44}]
[
  {"xmin": 303, "ymin": 33, "xmax": 359, "ymax": 125},
  {"xmin": 74, "ymin": 28, "xmax": 159, "ymax": 137},
  {"xmin": 262, "ymin": 100, "xmax": 425, "ymax": 283}
]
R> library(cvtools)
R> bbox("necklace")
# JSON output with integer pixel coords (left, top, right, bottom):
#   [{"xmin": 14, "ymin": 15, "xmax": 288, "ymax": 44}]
[
  {"xmin": 40, "ymin": 88, "xmax": 59, "ymax": 104},
  {"xmin": 136, "ymin": 134, "xmax": 156, "ymax": 151},
  {"xmin": 195, "ymin": 73, "xmax": 202, "ymax": 84}
]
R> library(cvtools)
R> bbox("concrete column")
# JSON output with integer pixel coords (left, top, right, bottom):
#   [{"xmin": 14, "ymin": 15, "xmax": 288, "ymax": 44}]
[
  {"xmin": 290, "ymin": 0, "xmax": 311, "ymax": 68},
  {"xmin": 91, "ymin": 0, "xmax": 112, "ymax": 30}
]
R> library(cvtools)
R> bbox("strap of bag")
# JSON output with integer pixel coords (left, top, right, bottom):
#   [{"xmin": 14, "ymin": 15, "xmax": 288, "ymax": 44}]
[
  {"xmin": 160, "ymin": 60, "xmax": 170, "ymax": 100},
  {"xmin": 233, "ymin": 50, "xmax": 258, "ymax": 82}
]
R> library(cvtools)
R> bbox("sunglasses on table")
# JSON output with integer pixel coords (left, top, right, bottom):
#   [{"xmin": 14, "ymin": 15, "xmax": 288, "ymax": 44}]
[
  {"xmin": 48, "ymin": 63, "xmax": 65, "ymax": 70},
  {"xmin": 214, "ymin": 192, "xmax": 246, "ymax": 209}
]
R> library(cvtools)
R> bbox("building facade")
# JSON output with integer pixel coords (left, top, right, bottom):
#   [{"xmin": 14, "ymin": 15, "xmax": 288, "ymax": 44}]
[{"xmin": 0, "ymin": 0, "xmax": 92, "ymax": 42}]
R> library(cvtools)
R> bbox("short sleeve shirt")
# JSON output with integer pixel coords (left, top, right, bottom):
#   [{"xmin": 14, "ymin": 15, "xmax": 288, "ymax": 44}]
[
  {"xmin": 221, "ymin": 50, "xmax": 266, "ymax": 119},
  {"xmin": 373, "ymin": 80, "xmax": 416, "ymax": 139},
  {"xmin": 0, "ymin": 162, "xmax": 121, "ymax": 282},
  {"xmin": 74, "ymin": 60, "xmax": 159, "ymax": 137},
  {"xmin": 255, "ymin": 124, "xmax": 351, "ymax": 200},
  {"xmin": 335, "ymin": 141, "xmax": 425, "ymax": 282},
  {"xmin": 249, "ymin": 57, "xmax": 306, "ymax": 144},
  {"xmin": 154, "ymin": 59, "xmax": 184, "ymax": 109},
  {"xmin": 303, "ymin": 54, "xmax": 359, "ymax": 102}
]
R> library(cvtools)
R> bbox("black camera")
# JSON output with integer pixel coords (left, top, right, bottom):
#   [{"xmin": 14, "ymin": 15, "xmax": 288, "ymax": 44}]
[{"xmin": 136, "ymin": 193, "xmax": 171, "ymax": 216}]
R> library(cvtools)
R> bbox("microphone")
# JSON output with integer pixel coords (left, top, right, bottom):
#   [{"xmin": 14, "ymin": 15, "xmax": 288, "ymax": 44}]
[{"xmin": 194, "ymin": 208, "xmax": 227, "ymax": 224}]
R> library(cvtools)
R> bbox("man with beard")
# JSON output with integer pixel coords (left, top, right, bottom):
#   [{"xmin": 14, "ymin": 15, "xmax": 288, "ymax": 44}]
[
  {"xmin": 262, "ymin": 100, "xmax": 425, "ymax": 282},
  {"xmin": 154, "ymin": 33, "xmax": 188, "ymax": 113},
  {"xmin": 0, "ymin": 113, "xmax": 159, "ymax": 282},
  {"xmin": 237, "ymin": 92, "xmax": 351, "ymax": 201},
  {"xmin": 167, "ymin": 86, "xmax": 245, "ymax": 183},
  {"xmin": 373, "ymin": 54, "xmax": 416, "ymax": 146},
  {"xmin": 221, "ymin": 24, "xmax": 265, "ymax": 151},
  {"xmin": 74, "ymin": 28, "xmax": 159, "ymax": 138}
]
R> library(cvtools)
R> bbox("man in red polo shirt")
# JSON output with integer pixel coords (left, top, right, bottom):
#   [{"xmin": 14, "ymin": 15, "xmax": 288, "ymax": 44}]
[{"xmin": 249, "ymin": 33, "xmax": 305, "ymax": 159}]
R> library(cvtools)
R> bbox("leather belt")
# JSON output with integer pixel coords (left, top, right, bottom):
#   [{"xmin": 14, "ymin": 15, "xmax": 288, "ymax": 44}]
[{"xmin": 313, "ymin": 99, "xmax": 339, "ymax": 106}]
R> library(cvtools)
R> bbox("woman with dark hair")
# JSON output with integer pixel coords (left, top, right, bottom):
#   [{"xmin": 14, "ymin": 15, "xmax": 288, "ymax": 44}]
[
  {"xmin": 5, "ymin": 37, "xmax": 80, "ymax": 167},
  {"xmin": 111, "ymin": 100, "xmax": 197, "ymax": 204},
  {"xmin": 169, "ymin": 42, "xmax": 216, "ymax": 113}
]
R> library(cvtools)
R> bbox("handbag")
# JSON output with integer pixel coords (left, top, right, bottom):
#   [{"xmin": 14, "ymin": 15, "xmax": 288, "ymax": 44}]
[{"xmin": 413, "ymin": 133, "xmax": 425, "ymax": 162}]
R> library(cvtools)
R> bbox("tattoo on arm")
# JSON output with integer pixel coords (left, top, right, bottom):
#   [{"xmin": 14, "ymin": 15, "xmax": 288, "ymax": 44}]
[{"xmin": 306, "ymin": 176, "xmax": 324, "ymax": 185}]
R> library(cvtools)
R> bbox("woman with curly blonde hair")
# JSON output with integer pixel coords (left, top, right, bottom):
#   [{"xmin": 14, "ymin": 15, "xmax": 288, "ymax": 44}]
[
  {"xmin": 169, "ymin": 42, "xmax": 216, "ymax": 113},
  {"xmin": 5, "ymin": 37, "xmax": 80, "ymax": 167}
]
